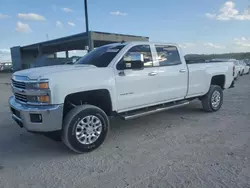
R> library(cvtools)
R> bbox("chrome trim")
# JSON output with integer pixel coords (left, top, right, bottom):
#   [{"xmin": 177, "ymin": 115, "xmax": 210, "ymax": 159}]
[
  {"xmin": 76, "ymin": 115, "xmax": 103, "ymax": 145},
  {"xmin": 9, "ymin": 96, "xmax": 63, "ymax": 132},
  {"xmin": 148, "ymin": 72, "xmax": 158, "ymax": 76},
  {"xmin": 14, "ymin": 98, "xmax": 52, "ymax": 106},
  {"xmin": 12, "ymin": 85, "xmax": 50, "ymax": 96},
  {"xmin": 14, "ymin": 93, "xmax": 27, "ymax": 103},
  {"xmin": 211, "ymin": 91, "xmax": 221, "ymax": 108},
  {"xmin": 12, "ymin": 75, "xmax": 49, "ymax": 83},
  {"xmin": 12, "ymin": 75, "xmax": 30, "ymax": 82},
  {"xmin": 179, "ymin": 69, "xmax": 187, "ymax": 73},
  {"xmin": 11, "ymin": 76, "xmax": 51, "ymax": 105},
  {"xmin": 121, "ymin": 101, "xmax": 189, "ymax": 120},
  {"xmin": 12, "ymin": 79, "xmax": 26, "ymax": 89},
  {"xmin": 12, "ymin": 114, "xmax": 22, "ymax": 123}
]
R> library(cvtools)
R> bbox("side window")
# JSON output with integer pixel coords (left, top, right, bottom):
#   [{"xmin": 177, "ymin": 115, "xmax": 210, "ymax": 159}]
[
  {"xmin": 123, "ymin": 45, "xmax": 153, "ymax": 68},
  {"xmin": 155, "ymin": 45, "xmax": 182, "ymax": 66}
]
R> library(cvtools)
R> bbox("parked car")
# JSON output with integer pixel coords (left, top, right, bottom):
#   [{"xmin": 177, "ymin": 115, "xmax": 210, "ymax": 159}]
[
  {"xmin": 0, "ymin": 63, "xmax": 12, "ymax": 72},
  {"xmin": 9, "ymin": 41, "xmax": 235, "ymax": 153},
  {"xmin": 240, "ymin": 61, "xmax": 250, "ymax": 75},
  {"xmin": 232, "ymin": 60, "xmax": 243, "ymax": 79},
  {"xmin": 238, "ymin": 61, "xmax": 246, "ymax": 76}
]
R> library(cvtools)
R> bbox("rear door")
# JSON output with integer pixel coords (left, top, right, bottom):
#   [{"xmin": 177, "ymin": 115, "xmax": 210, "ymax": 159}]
[{"xmin": 153, "ymin": 44, "xmax": 188, "ymax": 102}]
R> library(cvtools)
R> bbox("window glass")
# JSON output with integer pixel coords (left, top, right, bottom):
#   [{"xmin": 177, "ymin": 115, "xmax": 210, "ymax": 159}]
[
  {"xmin": 124, "ymin": 45, "xmax": 153, "ymax": 67},
  {"xmin": 76, "ymin": 45, "xmax": 125, "ymax": 67},
  {"xmin": 155, "ymin": 45, "xmax": 182, "ymax": 66}
]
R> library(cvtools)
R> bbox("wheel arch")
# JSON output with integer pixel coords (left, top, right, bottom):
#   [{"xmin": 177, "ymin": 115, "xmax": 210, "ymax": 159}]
[
  {"xmin": 63, "ymin": 89, "xmax": 113, "ymax": 118},
  {"xmin": 210, "ymin": 75, "xmax": 226, "ymax": 89}
]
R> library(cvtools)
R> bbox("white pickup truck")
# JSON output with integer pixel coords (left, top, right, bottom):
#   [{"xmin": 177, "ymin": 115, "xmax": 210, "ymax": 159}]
[{"xmin": 9, "ymin": 42, "xmax": 235, "ymax": 153}]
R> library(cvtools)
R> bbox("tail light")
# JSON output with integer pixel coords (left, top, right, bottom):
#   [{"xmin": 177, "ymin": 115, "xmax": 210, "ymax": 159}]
[{"xmin": 233, "ymin": 66, "xmax": 235, "ymax": 76}]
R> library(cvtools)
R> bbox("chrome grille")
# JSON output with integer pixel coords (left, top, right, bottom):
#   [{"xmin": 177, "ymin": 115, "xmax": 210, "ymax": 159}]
[
  {"xmin": 12, "ymin": 79, "xmax": 26, "ymax": 89},
  {"xmin": 14, "ymin": 93, "xmax": 27, "ymax": 103}
]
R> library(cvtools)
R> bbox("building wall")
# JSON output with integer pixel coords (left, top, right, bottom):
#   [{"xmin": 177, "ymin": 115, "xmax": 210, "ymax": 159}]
[
  {"xmin": 32, "ymin": 56, "xmax": 70, "ymax": 67},
  {"xmin": 21, "ymin": 51, "xmax": 39, "ymax": 69},
  {"xmin": 11, "ymin": 48, "xmax": 58, "ymax": 70},
  {"xmin": 10, "ymin": 47, "xmax": 22, "ymax": 71}
]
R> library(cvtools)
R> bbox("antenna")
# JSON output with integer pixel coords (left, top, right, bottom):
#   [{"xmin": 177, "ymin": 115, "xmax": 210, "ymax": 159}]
[{"xmin": 46, "ymin": 34, "xmax": 49, "ymax": 41}]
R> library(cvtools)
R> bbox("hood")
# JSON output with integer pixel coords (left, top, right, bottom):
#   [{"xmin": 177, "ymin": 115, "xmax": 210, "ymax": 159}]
[{"xmin": 14, "ymin": 64, "xmax": 96, "ymax": 80}]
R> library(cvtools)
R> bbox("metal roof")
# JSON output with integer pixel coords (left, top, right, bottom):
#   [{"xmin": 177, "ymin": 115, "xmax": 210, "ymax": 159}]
[{"xmin": 21, "ymin": 31, "xmax": 149, "ymax": 52}]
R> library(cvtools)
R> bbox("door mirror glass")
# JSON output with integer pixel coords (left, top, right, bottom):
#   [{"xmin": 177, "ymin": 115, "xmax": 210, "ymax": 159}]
[
  {"xmin": 123, "ymin": 52, "xmax": 144, "ymax": 70},
  {"xmin": 117, "ymin": 45, "xmax": 153, "ymax": 70}
]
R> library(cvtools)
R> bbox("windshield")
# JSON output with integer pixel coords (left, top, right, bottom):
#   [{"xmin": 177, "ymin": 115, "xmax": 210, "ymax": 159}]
[{"xmin": 76, "ymin": 45, "xmax": 125, "ymax": 67}]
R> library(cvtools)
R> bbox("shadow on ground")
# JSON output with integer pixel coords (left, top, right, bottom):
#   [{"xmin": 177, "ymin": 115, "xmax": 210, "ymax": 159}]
[{"xmin": 0, "ymin": 101, "xmax": 206, "ymax": 164}]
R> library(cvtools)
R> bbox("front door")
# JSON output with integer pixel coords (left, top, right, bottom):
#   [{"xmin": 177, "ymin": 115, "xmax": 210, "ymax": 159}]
[{"xmin": 114, "ymin": 44, "xmax": 159, "ymax": 112}]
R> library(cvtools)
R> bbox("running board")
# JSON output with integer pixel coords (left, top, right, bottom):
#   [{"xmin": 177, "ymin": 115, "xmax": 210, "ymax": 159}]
[{"xmin": 120, "ymin": 101, "xmax": 190, "ymax": 120}]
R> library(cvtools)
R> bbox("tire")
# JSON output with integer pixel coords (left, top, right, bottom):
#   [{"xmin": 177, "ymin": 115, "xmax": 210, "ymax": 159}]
[
  {"xmin": 62, "ymin": 105, "xmax": 109, "ymax": 153},
  {"xmin": 201, "ymin": 85, "xmax": 223, "ymax": 112}
]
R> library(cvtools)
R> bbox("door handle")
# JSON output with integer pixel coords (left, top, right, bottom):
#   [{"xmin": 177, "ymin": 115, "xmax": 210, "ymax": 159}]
[
  {"xmin": 148, "ymin": 72, "xmax": 158, "ymax": 76},
  {"xmin": 179, "ymin": 69, "xmax": 186, "ymax": 73}
]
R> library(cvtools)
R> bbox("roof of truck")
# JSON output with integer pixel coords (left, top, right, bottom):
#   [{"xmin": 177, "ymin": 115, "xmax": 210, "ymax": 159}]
[{"xmin": 104, "ymin": 41, "xmax": 179, "ymax": 47}]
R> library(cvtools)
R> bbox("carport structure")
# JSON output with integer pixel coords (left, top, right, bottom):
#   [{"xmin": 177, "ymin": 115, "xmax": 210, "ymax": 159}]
[{"xmin": 11, "ymin": 31, "xmax": 149, "ymax": 70}]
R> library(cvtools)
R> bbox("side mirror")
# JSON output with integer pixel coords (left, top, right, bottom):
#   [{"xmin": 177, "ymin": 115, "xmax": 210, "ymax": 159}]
[{"xmin": 123, "ymin": 52, "xmax": 144, "ymax": 70}]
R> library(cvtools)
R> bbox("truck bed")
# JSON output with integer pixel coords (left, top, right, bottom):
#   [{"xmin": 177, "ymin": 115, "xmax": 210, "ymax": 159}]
[{"xmin": 186, "ymin": 61, "xmax": 234, "ymax": 98}]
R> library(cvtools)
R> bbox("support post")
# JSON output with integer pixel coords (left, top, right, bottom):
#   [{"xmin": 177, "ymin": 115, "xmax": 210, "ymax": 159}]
[
  {"xmin": 38, "ymin": 44, "xmax": 42, "ymax": 57},
  {"xmin": 65, "ymin": 51, "xmax": 69, "ymax": 58},
  {"xmin": 84, "ymin": 0, "xmax": 93, "ymax": 52}
]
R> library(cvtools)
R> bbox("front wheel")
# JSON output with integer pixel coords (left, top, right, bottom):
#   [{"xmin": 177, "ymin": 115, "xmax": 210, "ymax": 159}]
[
  {"xmin": 62, "ymin": 105, "xmax": 109, "ymax": 153},
  {"xmin": 201, "ymin": 85, "xmax": 223, "ymax": 112}
]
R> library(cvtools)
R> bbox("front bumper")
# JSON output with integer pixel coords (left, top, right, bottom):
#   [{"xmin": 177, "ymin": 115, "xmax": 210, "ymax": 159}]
[{"xmin": 9, "ymin": 96, "xmax": 63, "ymax": 132}]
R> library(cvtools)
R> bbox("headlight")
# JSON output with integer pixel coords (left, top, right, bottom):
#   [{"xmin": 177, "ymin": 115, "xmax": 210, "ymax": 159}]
[
  {"xmin": 26, "ymin": 80, "xmax": 50, "ymax": 104},
  {"xmin": 38, "ymin": 95, "xmax": 50, "ymax": 103},
  {"xmin": 28, "ymin": 82, "xmax": 49, "ymax": 89},
  {"xmin": 28, "ymin": 95, "xmax": 50, "ymax": 103},
  {"xmin": 38, "ymin": 82, "xmax": 49, "ymax": 89}
]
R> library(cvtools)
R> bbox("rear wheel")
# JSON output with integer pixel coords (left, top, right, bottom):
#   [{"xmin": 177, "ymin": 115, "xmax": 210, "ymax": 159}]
[
  {"xmin": 62, "ymin": 105, "xmax": 109, "ymax": 153},
  {"xmin": 201, "ymin": 85, "xmax": 223, "ymax": 112}
]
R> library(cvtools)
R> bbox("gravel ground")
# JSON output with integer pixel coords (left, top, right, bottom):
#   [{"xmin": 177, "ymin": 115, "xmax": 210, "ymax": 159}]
[
  {"xmin": 0, "ymin": 74, "xmax": 250, "ymax": 188},
  {"xmin": 0, "ymin": 73, "xmax": 12, "ymax": 85}
]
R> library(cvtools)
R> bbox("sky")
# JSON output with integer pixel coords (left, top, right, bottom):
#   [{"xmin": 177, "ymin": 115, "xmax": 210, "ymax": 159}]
[{"xmin": 1, "ymin": 0, "xmax": 250, "ymax": 62}]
